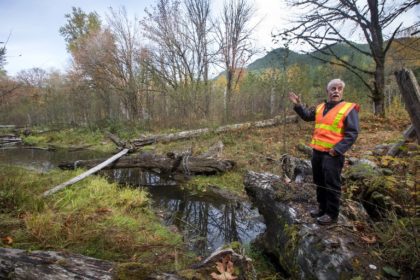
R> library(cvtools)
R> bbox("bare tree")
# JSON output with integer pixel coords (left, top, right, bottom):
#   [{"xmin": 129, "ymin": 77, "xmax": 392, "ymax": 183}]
[
  {"xmin": 184, "ymin": 0, "xmax": 213, "ymax": 116},
  {"xmin": 142, "ymin": 0, "xmax": 195, "ymax": 89},
  {"xmin": 107, "ymin": 7, "xmax": 144, "ymax": 120},
  {"xmin": 0, "ymin": 77, "xmax": 21, "ymax": 99},
  {"xmin": 276, "ymin": 0, "xmax": 418, "ymax": 116},
  {"xmin": 214, "ymin": 0, "xmax": 256, "ymax": 122},
  {"xmin": 16, "ymin": 68, "xmax": 48, "ymax": 88},
  {"xmin": 141, "ymin": 0, "xmax": 215, "ymax": 122}
]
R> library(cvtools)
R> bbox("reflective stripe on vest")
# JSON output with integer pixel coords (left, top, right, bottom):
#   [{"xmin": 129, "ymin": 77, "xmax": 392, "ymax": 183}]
[
  {"xmin": 310, "ymin": 102, "xmax": 356, "ymax": 152},
  {"xmin": 311, "ymin": 138, "xmax": 334, "ymax": 149}
]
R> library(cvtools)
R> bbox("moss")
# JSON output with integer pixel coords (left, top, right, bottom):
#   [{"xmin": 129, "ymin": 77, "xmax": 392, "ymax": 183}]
[
  {"xmin": 345, "ymin": 163, "xmax": 378, "ymax": 181},
  {"xmin": 178, "ymin": 269, "xmax": 206, "ymax": 280},
  {"xmin": 281, "ymin": 224, "xmax": 300, "ymax": 277},
  {"xmin": 22, "ymin": 135, "xmax": 48, "ymax": 146},
  {"xmin": 185, "ymin": 172, "xmax": 244, "ymax": 194},
  {"xmin": 116, "ymin": 262, "xmax": 154, "ymax": 280},
  {"xmin": 229, "ymin": 241, "xmax": 242, "ymax": 251}
]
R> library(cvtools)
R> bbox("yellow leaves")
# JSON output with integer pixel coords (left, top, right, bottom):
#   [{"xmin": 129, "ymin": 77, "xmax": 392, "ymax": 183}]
[{"xmin": 210, "ymin": 255, "xmax": 237, "ymax": 280}]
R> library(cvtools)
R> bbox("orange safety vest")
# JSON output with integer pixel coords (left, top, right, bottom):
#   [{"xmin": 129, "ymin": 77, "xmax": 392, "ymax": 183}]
[{"xmin": 310, "ymin": 101, "xmax": 358, "ymax": 152}]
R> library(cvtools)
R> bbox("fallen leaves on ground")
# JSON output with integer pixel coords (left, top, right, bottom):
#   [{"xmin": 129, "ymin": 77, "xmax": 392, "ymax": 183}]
[
  {"xmin": 360, "ymin": 234, "xmax": 377, "ymax": 244},
  {"xmin": 2, "ymin": 236, "xmax": 13, "ymax": 245}
]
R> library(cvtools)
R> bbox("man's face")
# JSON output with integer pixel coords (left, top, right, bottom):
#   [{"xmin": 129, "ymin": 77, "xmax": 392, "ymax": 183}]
[{"xmin": 327, "ymin": 83, "xmax": 344, "ymax": 102}]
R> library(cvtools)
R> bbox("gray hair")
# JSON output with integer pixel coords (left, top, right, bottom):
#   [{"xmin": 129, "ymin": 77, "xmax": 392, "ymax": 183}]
[{"xmin": 327, "ymin": 79, "xmax": 345, "ymax": 90}]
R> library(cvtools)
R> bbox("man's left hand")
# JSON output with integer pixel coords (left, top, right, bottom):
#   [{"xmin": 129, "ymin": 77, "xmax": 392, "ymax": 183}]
[{"xmin": 329, "ymin": 149, "xmax": 337, "ymax": 156}]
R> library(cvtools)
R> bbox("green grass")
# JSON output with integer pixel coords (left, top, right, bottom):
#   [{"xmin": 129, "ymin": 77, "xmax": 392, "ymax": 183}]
[
  {"xmin": 20, "ymin": 127, "xmax": 114, "ymax": 152},
  {"xmin": 0, "ymin": 165, "xmax": 193, "ymax": 270},
  {"xmin": 22, "ymin": 135, "xmax": 48, "ymax": 146}
]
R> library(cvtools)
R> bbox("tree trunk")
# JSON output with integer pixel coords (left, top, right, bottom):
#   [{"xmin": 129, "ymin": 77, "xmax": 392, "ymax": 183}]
[
  {"xmin": 395, "ymin": 68, "xmax": 420, "ymax": 143},
  {"xmin": 59, "ymin": 152, "xmax": 236, "ymax": 175},
  {"xmin": 131, "ymin": 114, "xmax": 298, "ymax": 147},
  {"xmin": 43, "ymin": 149, "xmax": 130, "ymax": 197},
  {"xmin": 373, "ymin": 59, "xmax": 386, "ymax": 116},
  {"xmin": 0, "ymin": 248, "xmax": 114, "ymax": 280},
  {"xmin": 224, "ymin": 68, "xmax": 234, "ymax": 123}
]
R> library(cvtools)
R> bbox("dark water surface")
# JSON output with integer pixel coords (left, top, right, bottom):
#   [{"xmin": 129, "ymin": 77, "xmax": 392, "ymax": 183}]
[{"xmin": 0, "ymin": 147, "xmax": 265, "ymax": 255}]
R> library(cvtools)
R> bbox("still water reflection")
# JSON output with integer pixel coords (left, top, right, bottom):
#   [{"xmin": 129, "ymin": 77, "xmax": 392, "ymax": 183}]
[
  {"xmin": 0, "ymin": 147, "xmax": 109, "ymax": 172},
  {"xmin": 1, "ymin": 148, "xmax": 265, "ymax": 255}
]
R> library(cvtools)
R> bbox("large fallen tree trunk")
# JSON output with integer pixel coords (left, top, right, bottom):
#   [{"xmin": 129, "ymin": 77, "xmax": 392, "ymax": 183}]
[
  {"xmin": 59, "ymin": 152, "xmax": 235, "ymax": 175},
  {"xmin": 0, "ymin": 246, "xmax": 252, "ymax": 280},
  {"xmin": 244, "ymin": 169, "xmax": 379, "ymax": 279},
  {"xmin": 132, "ymin": 115, "xmax": 298, "ymax": 147},
  {"xmin": 0, "ymin": 248, "xmax": 114, "ymax": 280}
]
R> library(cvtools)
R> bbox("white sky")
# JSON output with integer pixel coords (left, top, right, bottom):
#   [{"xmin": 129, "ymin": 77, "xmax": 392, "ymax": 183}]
[{"xmin": 1, "ymin": 0, "xmax": 418, "ymax": 76}]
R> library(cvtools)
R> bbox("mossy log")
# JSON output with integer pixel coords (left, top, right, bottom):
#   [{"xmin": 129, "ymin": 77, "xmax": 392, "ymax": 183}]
[
  {"xmin": 59, "ymin": 152, "xmax": 235, "ymax": 175},
  {"xmin": 244, "ymin": 169, "xmax": 379, "ymax": 279},
  {"xmin": 0, "ymin": 248, "xmax": 114, "ymax": 279}
]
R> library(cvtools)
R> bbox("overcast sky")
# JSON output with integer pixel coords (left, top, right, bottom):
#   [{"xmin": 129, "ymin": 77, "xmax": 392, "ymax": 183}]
[{"xmin": 1, "ymin": 0, "xmax": 419, "ymax": 76}]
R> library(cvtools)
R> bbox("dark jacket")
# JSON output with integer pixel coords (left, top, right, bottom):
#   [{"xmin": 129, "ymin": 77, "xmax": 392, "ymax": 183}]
[{"xmin": 294, "ymin": 100, "xmax": 359, "ymax": 155}]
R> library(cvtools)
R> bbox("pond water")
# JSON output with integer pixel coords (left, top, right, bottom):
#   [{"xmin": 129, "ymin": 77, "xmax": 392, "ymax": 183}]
[{"xmin": 0, "ymin": 147, "xmax": 265, "ymax": 256}]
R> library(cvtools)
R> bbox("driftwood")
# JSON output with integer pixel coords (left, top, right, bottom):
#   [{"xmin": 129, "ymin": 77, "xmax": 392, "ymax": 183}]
[
  {"xmin": 132, "ymin": 115, "xmax": 298, "ymax": 147},
  {"xmin": 59, "ymin": 151, "xmax": 235, "ymax": 175},
  {"xmin": 0, "ymin": 248, "xmax": 114, "ymax": 280},
  {"xmin": 43, "ymin": 149, "xmax": 129, "ymax": 197},
  {"xmin": 395, "ymin": 68, "xmax": 420, "ymax": 143}
]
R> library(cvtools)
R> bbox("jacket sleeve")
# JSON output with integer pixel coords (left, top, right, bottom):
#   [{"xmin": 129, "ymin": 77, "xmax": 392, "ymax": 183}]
[
  {"xmin": 333, "ymin": 107, "xmax": 360, "ymax": 155},
  {"xmin": 293, "ymin": 104, "xmax": 316, "ymax": 122}
]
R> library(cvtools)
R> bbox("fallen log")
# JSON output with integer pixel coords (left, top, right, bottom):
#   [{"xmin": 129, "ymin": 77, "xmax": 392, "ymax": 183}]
[
  {"xmin": 58, "ymin": 152, "xmax": 235, "ymax": 175},
  {"xmin": 0, "ymin": 136, "xmax": 21, "ymax": 143},
  {"xmin": 0, "ymin": 246, "xmax": 252, "ymax": 280},
  {"xmin": 0, "ymin": 248, "xmax": 114, "ymax": 280},
  {"xmin": 132, "ymin": 115, "xmax": 298, "ymax": 147},
  {"xmin": 244, "ymin": 170, "xmax": 379, "ymax": 279},
  {"xmin": 0, "ymin": 135, "xmax": 22, "ymax": 147},
  {"xmin": 43, "ymin": 149, "xmax": 129, "ymax": 197},
  {"xmin": 0, "ymin": 125, "xmax": 16, "ymax": 129}
]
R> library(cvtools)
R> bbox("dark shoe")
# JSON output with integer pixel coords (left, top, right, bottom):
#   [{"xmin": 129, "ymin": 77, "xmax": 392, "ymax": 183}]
[
  {"xmin": 310, "ymin": 209, "xmax": 325, "ymax": 218},
  {"xmin": 316, "ymin": 214, "xmax": 337, "ymax": 225}
]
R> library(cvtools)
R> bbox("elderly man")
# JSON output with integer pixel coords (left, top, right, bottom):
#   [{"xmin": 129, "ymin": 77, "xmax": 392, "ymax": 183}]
[{"xmin": 288, "ymin": 79, "xmax": 360, "ymax": 225}]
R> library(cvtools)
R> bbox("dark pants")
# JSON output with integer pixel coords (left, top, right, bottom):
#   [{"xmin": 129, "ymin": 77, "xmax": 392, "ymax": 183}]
[{"xmin": 311, "ymin": 150, "xmax": 345, "ymax": 218}]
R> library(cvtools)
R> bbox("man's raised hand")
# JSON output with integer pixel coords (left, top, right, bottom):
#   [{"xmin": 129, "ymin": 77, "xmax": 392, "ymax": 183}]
[{"xmin": 288, "ymin": 92, "xmax": 301, "ymax": 105}]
